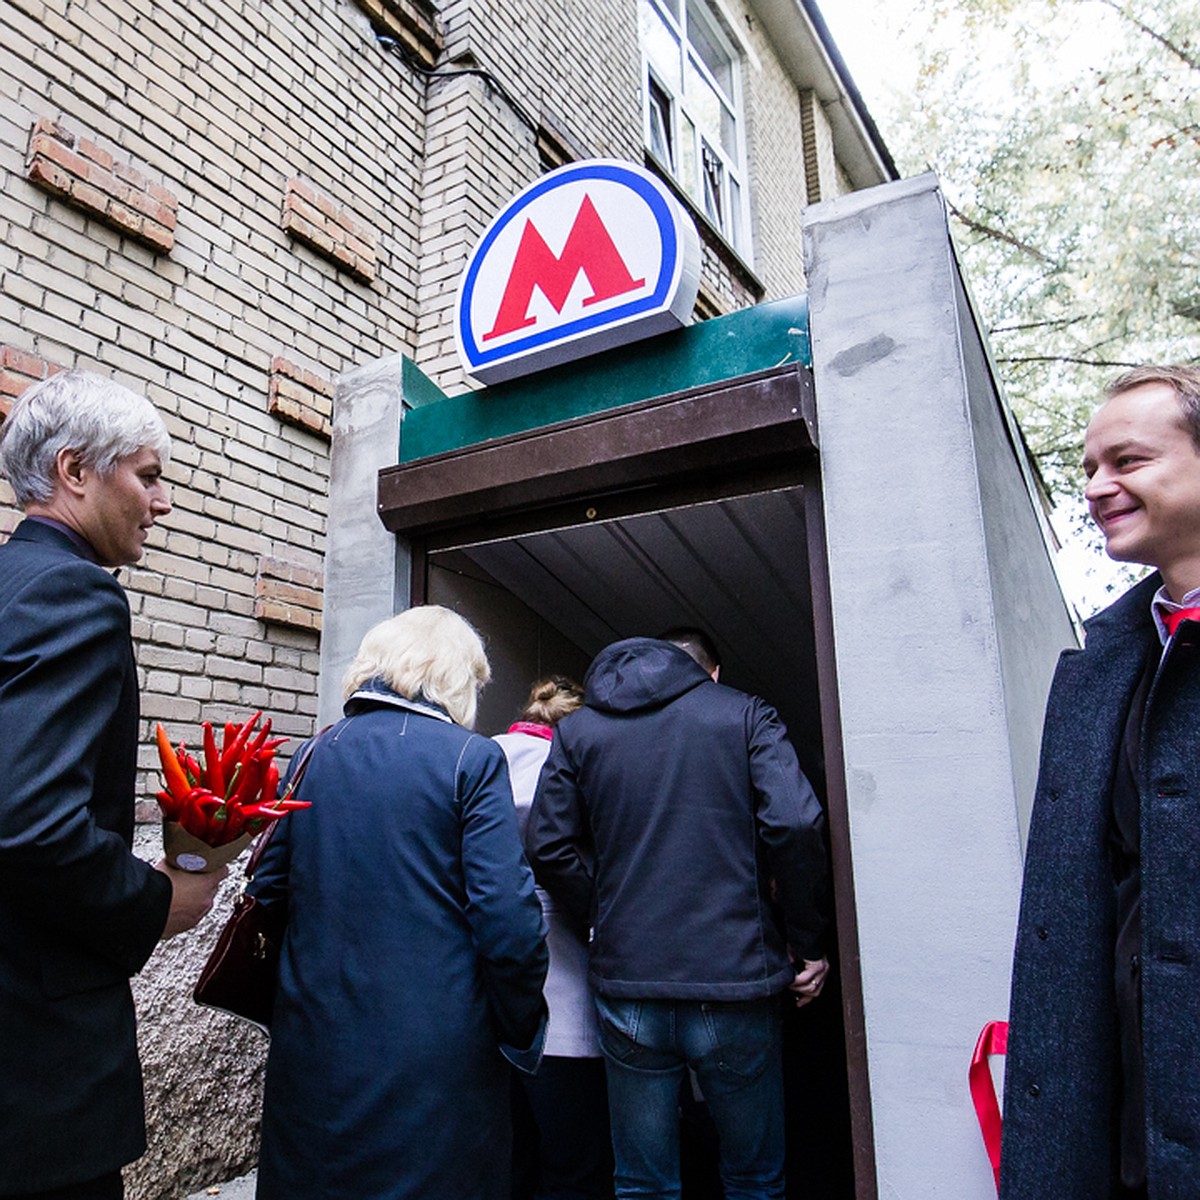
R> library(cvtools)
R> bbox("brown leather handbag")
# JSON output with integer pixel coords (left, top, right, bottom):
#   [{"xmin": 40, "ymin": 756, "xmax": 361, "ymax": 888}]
[{"xmin": 192, "ymin": 733, "xmax": 322, "ymax": 1033}]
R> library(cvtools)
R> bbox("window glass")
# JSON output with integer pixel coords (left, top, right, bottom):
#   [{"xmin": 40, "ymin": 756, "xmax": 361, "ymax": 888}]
[
  {"xmin": 685, "ymin": 58, "xmax": 724, "ymax": 153},
  {"xmin": 641, "ymin": 0, "xmax": 682, "ymax": 93},
  {"xmin": 639, "ymin": 0, "xmax": 746, "ymax": 251},
  {"xmin": 686, "ymin": 0, "xmax": 733, "ymax": 96},
  {"xmin": 648, "ymin": 77, "xmax": 675, "ymax": 168},
  {"xmin": 701, "ymin": 140, "xmax": 724, "ymax": 227},
  {"xmin": 720, "ymin": 103, "xmax": 737, "ymax": 157},
  {"xmin": 679, "ymin": 113, "xmax": 698, "ymax": 204}
]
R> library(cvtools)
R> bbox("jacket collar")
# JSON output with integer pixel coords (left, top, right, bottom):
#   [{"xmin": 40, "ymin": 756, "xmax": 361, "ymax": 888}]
[
  {"xmin": 10, "ymin": 516, "xmax": 97, "ymax": 561},
  {"xmin": 344, "ymin": 677, "xmax": 454, "ymax": 724},
  {"xmin": 1080, "ymin": 572, "xmax": 1162, "ymax": 674}
]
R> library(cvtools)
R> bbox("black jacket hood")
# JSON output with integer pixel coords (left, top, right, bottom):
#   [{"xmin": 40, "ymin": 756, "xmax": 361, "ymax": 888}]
[{"xmin": 584, "ymin": 637, "xmax": 710, "ymax": 715}]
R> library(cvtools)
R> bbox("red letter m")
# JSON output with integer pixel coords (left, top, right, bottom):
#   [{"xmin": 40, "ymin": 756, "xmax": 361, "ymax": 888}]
[{"xmin": 483, "ymin": 195, "xmax": 646, "ymax": 342}]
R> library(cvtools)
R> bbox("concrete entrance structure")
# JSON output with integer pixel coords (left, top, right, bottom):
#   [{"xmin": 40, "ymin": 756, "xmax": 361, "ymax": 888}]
[
  {"xmin": 321, "ymin": 173, "xmax": 1076, "ymax": 1197},
  {"xmin": 803, "ymin": 174, "xmax": 1075, "ymax": 1196}
]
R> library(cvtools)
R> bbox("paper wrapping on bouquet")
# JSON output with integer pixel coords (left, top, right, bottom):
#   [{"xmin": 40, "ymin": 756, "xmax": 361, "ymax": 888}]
[{"xmin": 163, "ymin": 820, "xmax": 254, "ymax": 872}]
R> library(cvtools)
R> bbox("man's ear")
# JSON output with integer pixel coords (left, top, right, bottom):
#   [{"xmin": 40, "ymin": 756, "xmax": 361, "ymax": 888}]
[{"xmin": 54, "ymin": 447, "xmax": 88, "ymax": 498}]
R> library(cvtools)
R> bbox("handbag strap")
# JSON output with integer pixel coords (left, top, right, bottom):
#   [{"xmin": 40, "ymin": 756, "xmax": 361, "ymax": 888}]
[{"xmin": 243, "ymin": 725, "xmax": 329, "ymax": 881}]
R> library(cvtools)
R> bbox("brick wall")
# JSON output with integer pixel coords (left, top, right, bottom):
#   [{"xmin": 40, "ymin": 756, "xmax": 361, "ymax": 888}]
[
  {"xmin": 0, "ymin": 0, "xmax": 427, "ymax": 777},
  {"xmin": 743, "ymin": 5, "xmax": 812, "ymax": 301},
  {"xmin": 26, "ymin": 116, "xmax": 179, "ymax": 254},
  {"xmin": 0, "ymin": 0, "xmax": 858, "ymax": 749},
  {"xmin": 0, "ymin": 3, "xmax": 435, "ymax": 1184},
  {"xmin": 413, "ymin": 71, "xmax": 543, "ymax": 392},
  {"xmin": 0, "ymin": 0, "xmax": 876, "ymax": 1190},
  {"xmin": 799, "ymin": 88, "xmax": 843, "ymax": 208}
]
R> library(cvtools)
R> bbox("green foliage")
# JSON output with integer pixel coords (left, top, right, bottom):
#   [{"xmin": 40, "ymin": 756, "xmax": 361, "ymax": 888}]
[{"xmin": 879, "ymin": 0, "xmax": 1200, "ymax": 493}]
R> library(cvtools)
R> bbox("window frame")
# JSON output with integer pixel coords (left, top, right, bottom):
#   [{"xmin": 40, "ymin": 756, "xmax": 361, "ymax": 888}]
[{"xmin": 639, "ymin": 0, "xmax": 751, "ymax": 259}]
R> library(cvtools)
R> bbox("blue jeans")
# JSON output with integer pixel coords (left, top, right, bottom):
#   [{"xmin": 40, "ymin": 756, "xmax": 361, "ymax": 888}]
[{"xmin": 595, "ymin": 995, "xmax": 785, "ymax": 1200}]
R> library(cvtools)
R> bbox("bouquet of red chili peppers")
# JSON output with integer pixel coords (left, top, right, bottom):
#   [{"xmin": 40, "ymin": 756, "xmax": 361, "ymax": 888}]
[{"xmin": 155, "ymin": 711, "xmax": 311, "ymax": 872}]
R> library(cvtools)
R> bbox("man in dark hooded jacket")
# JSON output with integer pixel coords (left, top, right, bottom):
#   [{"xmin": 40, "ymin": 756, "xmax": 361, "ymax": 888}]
[{"xmin": 526, "ymin": 628, "xmax": 829, "ymax": 1199}]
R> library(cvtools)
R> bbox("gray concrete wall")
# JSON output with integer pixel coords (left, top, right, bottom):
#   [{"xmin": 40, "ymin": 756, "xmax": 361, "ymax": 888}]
[
  {"xmin": 803, "ymin": 174, "xmax": 1070, "ymax": 1198},
  {"xmin": 316, "ymin": 357, "xmax": 410, "ymax": 728},
  {"xmin": 952, "ymin": 271, "xmax": 1078, "ymax": 846}
]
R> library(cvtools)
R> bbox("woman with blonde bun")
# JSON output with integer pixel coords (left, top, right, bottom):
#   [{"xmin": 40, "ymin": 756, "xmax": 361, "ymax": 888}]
[{"xmin": 495, "ymin": 676, "xmax": 614, "ymax": 1200}]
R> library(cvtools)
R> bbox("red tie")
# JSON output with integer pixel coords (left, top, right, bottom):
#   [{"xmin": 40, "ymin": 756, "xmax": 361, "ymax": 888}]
[{"xmin": 1163, "ymin": 607, "xmax": 1200, "ymax": 636}]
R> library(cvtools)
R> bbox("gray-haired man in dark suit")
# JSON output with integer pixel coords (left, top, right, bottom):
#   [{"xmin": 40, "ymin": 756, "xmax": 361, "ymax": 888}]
[{"xmin": 0, "ymin": 371, "xmax": 223, "ymax": 1200}]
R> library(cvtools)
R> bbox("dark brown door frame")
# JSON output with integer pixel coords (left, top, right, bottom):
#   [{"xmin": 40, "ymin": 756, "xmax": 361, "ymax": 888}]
[{"xmin": 379, "ymin": 364, "xmax": 877, "ymax": 1200}]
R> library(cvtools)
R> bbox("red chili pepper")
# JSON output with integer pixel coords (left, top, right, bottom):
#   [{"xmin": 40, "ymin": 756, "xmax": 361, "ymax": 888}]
[
  {"xmin": 156, "ymin": 714, "xmax": 306, "ymax": 848},
  {"xmin": 202, "ymin": 723, "xmax": 225, "ymax": 796},
  {"xmin": 230, "ymin": 756, "xmax": 265, "ymax": 808},
  {"xmin": 242, "ymin": 798, "xmax": 311, "ymax": 818},
  {"xmin": 209, "ymin": 807, "xmax": 230, "ymax": 845},
  {"xmin": 223, "ymin": 802, "xmax": 247, "ymax": 842},
  {"xmin": 184, "ymin": 752, "xmax": 202, "ymax": 787},
  {"xmin": 156, "ymin": 724, "xmax": 191, "ymax": 803},
  {"xmin": 243, "ymin": 717, "xmax": 273, "ymax": 761},
  {"xmin": 220, "ymin": 711, "xmax": 263, "ymax": 776},
  {"xmin": 261, "ymin": 763, "xmax": 280, "ymax": 809},
  {"xmin": 156, "ymin": 789, "xmax": 180, "ymax": 820},
  {"xmin": 179, "ymin": 788, "xmax": 223, "ymax": 839}
]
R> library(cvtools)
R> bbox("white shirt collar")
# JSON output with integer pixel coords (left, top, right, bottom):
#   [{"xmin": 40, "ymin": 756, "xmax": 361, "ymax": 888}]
[{"xmin": 1150, "ymin": 583, "xmax": 1200, "ymax": 645}]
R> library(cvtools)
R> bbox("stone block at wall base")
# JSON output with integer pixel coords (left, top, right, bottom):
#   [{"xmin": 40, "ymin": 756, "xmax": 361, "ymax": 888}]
[{"xmin": 127, "ymin": 827, "xmax": 266, "ymax": 1200}]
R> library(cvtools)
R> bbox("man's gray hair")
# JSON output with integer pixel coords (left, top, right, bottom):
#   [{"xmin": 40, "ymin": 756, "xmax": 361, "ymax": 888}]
[{"xmin": 0, "ymin": 369, "xmax": 170, "ymax": 506}]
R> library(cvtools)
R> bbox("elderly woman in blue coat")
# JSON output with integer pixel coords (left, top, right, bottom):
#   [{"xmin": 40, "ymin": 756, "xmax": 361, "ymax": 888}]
[{"xmin": 250, "ymin": 605, "xmax": 548, "ymax": 1200}]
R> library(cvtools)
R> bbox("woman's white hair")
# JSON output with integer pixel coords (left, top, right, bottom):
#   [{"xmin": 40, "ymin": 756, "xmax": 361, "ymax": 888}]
[
  {"xmin": 0, "ymin": 369, "xmax": 171, "ymax": 507},
  {"xmin": 342, "ymin": 606, "xmax": 491, "ymax": 729}
]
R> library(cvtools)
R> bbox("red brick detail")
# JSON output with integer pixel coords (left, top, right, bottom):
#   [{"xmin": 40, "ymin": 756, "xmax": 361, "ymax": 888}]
[
  {"xmin": 25, "ymin": 117, "xmax": 178, "ymax": 254},
  {"xmin": 267, "ymin": 357, "xmax": 334, "ymax": 441},
  {"xmin": 281, "ymin": 178, "xmax": 377, "ymax": 285},
  {"xmin": 0, "ymin": 346, "xmax": 64, "ymax": 421},
  {"xmin": 255, "ymin": 557, "xmax": 324, "ymax": 632}
]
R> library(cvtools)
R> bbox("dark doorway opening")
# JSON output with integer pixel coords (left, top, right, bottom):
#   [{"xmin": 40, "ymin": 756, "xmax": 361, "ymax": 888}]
[
  {"xmin": 422, "ymin": 487, "xmax": 854, "ymax": 1198},
  {"xmin": 379, "ymin": 365, "xmax": 872, "ymax": 1198}
]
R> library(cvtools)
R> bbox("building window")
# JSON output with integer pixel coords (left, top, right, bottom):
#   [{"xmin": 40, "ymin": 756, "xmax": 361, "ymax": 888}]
[{"xmin": 640, "ymin": 0, "xmax": 747, "ymax": 254}]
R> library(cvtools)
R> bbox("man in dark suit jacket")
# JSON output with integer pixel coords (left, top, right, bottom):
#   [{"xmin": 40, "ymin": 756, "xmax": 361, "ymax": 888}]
[
  {"xmin": 1002, "ymin": 365, "xmax": 1200, "ymax": 1200},
  {"xmin": 0, "ymin": 371, "xmax": 224, "ymax": 1200}
]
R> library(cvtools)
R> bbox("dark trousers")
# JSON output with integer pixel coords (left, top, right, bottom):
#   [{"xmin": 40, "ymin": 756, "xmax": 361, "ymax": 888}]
[
  {"xmin": 513, "ymin": 1056, "xmax": 614, "ymax": 1200},
  {"xmin": 1113, "ymin": 1186, "xmax": 1147, "ymax": 1200},
  {"xmin": 7, "ymin": 1174, "xmax": 124, "ymax": 1200}
]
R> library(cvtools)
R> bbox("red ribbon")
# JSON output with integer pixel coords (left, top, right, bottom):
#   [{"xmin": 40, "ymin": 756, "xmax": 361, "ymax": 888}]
[
  {"xmin": 507, "ymin": 721, "xmax": 554, "ymax": 741},
  {"xmin": 1163, "ymin": 606, "xmax": 1200, "ymax": 636},
  {"xmin": 970, "ymin": 1020, "xmax": 1008, "ymax": 1192}
]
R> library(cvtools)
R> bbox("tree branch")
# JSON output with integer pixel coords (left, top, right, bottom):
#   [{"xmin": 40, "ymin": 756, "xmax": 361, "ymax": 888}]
[
  {"xmin": 1094, "ymin": 0, "xmax": 1200, "ymax": 71},
  {"xmin": 995, "ymin": 354, "xmax": 1144, "ymax": 367},
  {"xmin": 946, "ymin": 199, "xmax": 1054, "ymax": 263},
  {"xmin": 991, "ymin": 316, "xmax": 1089, "ymax": 333}
]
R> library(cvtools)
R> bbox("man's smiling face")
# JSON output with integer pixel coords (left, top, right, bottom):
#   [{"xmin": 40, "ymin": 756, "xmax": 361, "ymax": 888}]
[{"xmin": 1083, "ymin": 381, "xmax": 1200, "ymax": 597}]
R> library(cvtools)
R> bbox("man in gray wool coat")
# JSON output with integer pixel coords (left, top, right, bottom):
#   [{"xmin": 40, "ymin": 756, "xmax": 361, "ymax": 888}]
[{"xmin": 1001, "ymin": 364, "xmax": 1200, "ymax": 1200}]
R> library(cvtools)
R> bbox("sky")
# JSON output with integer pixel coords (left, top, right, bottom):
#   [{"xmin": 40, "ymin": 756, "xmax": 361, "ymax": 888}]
[
  {"xmin": 813, "ymin": 0, "xmax": 1131, "ymax": 619},
  {"xmin": 818, "ymin": 0, "xmax": 921, "ymax": 121}
]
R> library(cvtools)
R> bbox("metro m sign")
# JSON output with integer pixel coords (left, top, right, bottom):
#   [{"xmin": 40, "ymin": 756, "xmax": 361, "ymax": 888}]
[{"xmin": 456, "ymin": 160, "xmax": 701, "ymax": 385}]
